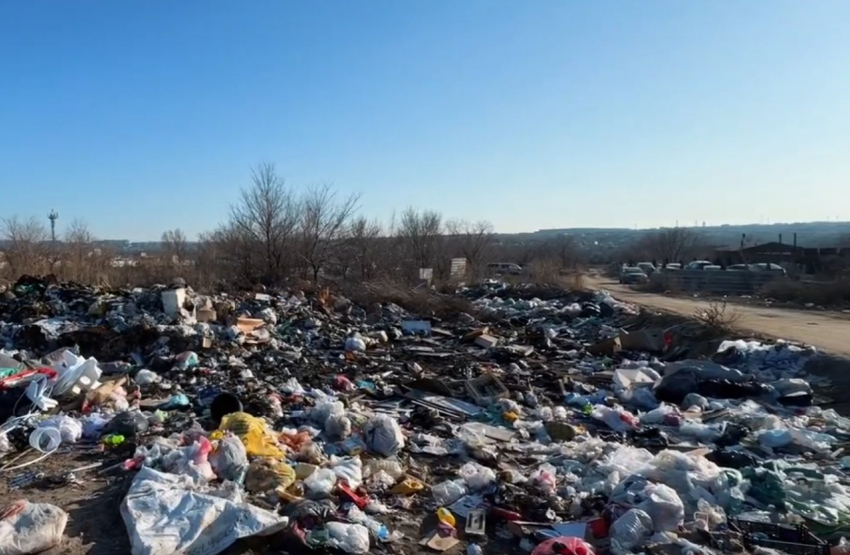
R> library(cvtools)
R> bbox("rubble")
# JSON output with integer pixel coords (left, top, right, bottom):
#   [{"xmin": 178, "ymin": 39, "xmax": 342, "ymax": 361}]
[{"xmin": 0, "ymin": 275, "xmax": 847, "ymax": 555}]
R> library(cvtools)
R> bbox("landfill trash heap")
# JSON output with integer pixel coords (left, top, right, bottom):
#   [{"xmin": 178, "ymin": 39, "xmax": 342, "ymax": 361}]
[{"xmin": 0, "ymin": 274, "xmax": 845, "ymax": 555}]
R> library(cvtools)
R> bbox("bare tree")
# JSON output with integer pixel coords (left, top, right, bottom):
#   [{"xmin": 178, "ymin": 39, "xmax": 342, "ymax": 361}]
[
  {"xmin": 64, "ymin": 219, "xmax": 96, "ymax": 282},
  {"xmin": 297, "ymin": 184, "xmax": 360, "ymax": 282},
  {"xmin": 549, "ymin": 234, "xmax": 581, "ymax": 270},
  {"xmin": 161, "ymin": 228, "xmax": 188, "ymax": 264},
  {"xmin": 0, "ymin": 216, "xmax": 49, "ymax": 278},
  {"xmin": 399, "ymin": 208, "xmax": 443, "ymax": 277},
  {"xmin": 446, "ymin": 220, "xmax": 494, "ymax": 278},
  {"xmin": 637, "ymin": 228, "xmax": 703, "ymax": 265},
  {"xmin": 228, "ymin": 163, "xmax": 300, "ymax": 284},
  {"xmin": 343, "ymin": 216, "xmax": 384, "ymax": 281}
]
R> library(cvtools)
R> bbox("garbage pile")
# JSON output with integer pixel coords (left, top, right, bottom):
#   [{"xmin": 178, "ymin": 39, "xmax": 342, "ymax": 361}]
[{"xmin": 0, "ymin": 275, "xmax": 845, "ymax": 555}]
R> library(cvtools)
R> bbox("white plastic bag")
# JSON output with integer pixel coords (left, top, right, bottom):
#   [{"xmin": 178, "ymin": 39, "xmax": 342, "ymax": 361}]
[
  {"xmin": 122, "ymin": 467, "xmax": 287, "ymax": 555},
  {"xmin": 0, "ymin": 500, "xmax": 68, "ymax": 555},
  {"xmin": 362, "ymin": 414, "xmax": 405, "ymax": 457},
  {"xmin": 592, "ymin": 405, "xmax": 639, "ymax": 432},
  {"xmin": 211, "ymin": 435, "xmax": 249, "ymax": 483},
  {"xmin": 637, "ymin": 484, "xmax": 685, "ymax": 532},
  {"xmin": 330, "ymin": 456, "xmax": 363, "ymax": 490},
  {"xmin": 325, "ymin": 414, "xmax": 352, "ymax": 440},
  {"xmin": 326, "ymin": 522, "xmax": 370, "ymax": 554},
  {"xmin": 38, "ymin": 415, "xmax": 82, "ymax": 444},
  {"xmin": 610, "ymin": 508, "xmax": 653, "ymax": 553},
  {"xmin": 304, "ymin": 468, "xmax": 337, "ymax": 495},
  {"xmin": 459, "ymin": 462, "xmax": 496, "ymax": 491}
]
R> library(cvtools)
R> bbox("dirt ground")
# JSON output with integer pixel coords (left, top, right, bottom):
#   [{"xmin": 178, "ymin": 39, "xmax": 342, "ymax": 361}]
[{"xmin": 586, "ymin": 276, "xmax": 850, "ymax": 357}]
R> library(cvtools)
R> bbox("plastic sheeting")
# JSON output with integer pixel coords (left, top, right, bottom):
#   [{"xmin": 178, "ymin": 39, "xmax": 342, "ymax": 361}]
[{"xmin": 121, "ymin": 467, "xmax": 287, "ymax": 555}]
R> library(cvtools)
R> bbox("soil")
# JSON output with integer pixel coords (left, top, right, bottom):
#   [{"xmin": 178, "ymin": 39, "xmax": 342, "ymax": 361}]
[{"xmin": 586, "ymin": 276, "xmax": 850, "ymax": 358}]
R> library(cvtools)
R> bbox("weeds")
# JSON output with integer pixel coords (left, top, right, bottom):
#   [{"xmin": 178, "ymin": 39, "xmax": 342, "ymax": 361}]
[{"xmin": 694, "ymin": 300, "xmax": 741, "ymax": 332}]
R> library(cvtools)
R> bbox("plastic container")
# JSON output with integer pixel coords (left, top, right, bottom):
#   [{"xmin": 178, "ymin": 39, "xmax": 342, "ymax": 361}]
[{"xmin": 30, "ymin": 426, "xmax": 61, "ymax": 453}]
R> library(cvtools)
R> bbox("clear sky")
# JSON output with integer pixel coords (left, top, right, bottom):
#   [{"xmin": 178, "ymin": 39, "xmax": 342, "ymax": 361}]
[{"xmin": 2, "ymin": 1, "xmax": 849, "ymax": 240}]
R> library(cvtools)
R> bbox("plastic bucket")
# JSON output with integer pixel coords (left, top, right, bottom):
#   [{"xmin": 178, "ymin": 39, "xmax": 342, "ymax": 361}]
[{"xmin": 210, "ymin": 392, "xmax": 242, "ymax": 427}]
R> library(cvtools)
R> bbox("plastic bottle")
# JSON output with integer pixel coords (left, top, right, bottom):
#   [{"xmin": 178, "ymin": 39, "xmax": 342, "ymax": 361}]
[{"xmin": 102, "ymin": 434, "xmax": 126, "ymax": 447}]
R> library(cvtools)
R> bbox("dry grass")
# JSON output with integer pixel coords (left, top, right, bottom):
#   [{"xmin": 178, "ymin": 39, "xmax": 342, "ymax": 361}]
[
  {"xmin": 760, "ymin": 279, "xmax": 850, "ymax": 307},
  {"xmin": 521, "ymin": 260, "xmax": 585, "ymax": 290}
]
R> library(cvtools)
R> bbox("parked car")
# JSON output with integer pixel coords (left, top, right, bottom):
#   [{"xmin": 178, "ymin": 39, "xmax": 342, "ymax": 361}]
[
  {"xmin": 486, "ymin": 262, "xmax": 523, "ymax": 276},
  {"xmin": 750, "ymin": 263, "xmax": 787, "ymax": 276},
  {"xmin": 663, "ymin": 263, "xmax": 682, "ymax": 271},
  {"xmin": 685, "ymin": 260, "xmax": 714, "ymax": 270},
  {"xmin": 727, "ymin": 263, "xmax": 787, "ymax": 276},
  {"xmin": 637, "ymin": 262, "xmax": 657, "ymax": 276},
  {"xmin": 619, "ymin": 267, "xmax": 648, "ymax": 284}
]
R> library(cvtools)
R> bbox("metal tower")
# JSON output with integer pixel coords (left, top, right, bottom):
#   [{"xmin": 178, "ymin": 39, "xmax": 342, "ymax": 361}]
[{"xmin": 48, "ymin": 209, "xmax": 59, "ymax": 244}]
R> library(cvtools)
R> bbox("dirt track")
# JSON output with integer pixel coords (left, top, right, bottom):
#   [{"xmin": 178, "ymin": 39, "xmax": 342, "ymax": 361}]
[{"xmin": 587, "ymin": 276, "xmax": 850, "ymax": 357}]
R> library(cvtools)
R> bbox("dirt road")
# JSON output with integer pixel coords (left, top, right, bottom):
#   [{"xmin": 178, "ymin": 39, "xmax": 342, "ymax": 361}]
[{"xmin": 587, "ymin": 276, "xmax": 850, "ymax": 357}]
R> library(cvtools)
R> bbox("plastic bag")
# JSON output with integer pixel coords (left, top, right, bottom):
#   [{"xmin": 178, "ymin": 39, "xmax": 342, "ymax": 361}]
[
  {"xmin": 134, "ymin": 369, "xmax": 159, "ymax": 385},
  {"xmin": 108, "ymin": 410, "xmax": 150, "ymax": 437},
  {"xmin": 0, "ymin": 500, "xmax": 68, "ymax": 555},
  {"xmin": 326, "ymin": 522, "xmax": 370, "ymax": 554},
  {"xmin": 637, "ymin": 484, "xmax": 685, "ymax": 532},
  {"xmin": 592, "ymin": 405, "xmax": 639, "ymax": 432},
  {"xmin": 610, "ymin": 509, "xmax": 653, "ymax": 553},
  {"xmin": 211, "ymin": 435, "xmax": 249, "ymax": 483},
  {"xmin": 325, "ymin": 414, "xmax": 352, "ymax": 440},
  {"xmin": 38, "ymin": 415, "xmax": 82, "ymax": 444},
  {"xmin": 459, "ymin": 462, "xmax": 496, "ymax": 491},
  {"xmin": 531, "ymin": 536, "xmax": 595, "ymax": 555},
  {"xmin": 122, "ymin": 467, "xmax": 287, "ymax": 555},
  {"xmin": 431, "ymin": 480, "xmax": 468, "ymax": 506},
  {"xmin": 218, "ymin": 412, "xmax": 283, "ymax": 458},
  {"xmin": 245, "ymin": 458, "xmax": 296, "ymax": 494},
  {"xmin": 529, "ymin": 463, "xmax": 558, "ymax": 495},
  {"xmin": 304, "ymin": 468, "xmax": 337, "ymax": 495},
  {"xmin": 167, "ymin": 437, "xmax": 216, "ymax": 484},
  {"xmin": 345, "ymin": 336, "xmax": 367, "ymax": 353},
  {"xmin": 362, "ymin": 414, "xmax": 405, "ymax": 457},
  {"xmin": 330, "ymin": 456, "xmax": 363, "ymax": 489}
]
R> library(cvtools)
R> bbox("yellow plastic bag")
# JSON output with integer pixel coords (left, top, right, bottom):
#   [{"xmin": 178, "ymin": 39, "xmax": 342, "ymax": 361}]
[
  {"xmin": 245, "ymin": 457, "xmax": 296, "ymax": 494},
  {"xmin": 217, "ymin": 412, "xmax": 284, "ymax": 458}
]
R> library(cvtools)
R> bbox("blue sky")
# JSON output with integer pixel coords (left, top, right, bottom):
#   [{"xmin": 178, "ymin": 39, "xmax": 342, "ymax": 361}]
[{"xmin": 2, "ymin": 1, "xmax": 849, "ymax": 240}]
